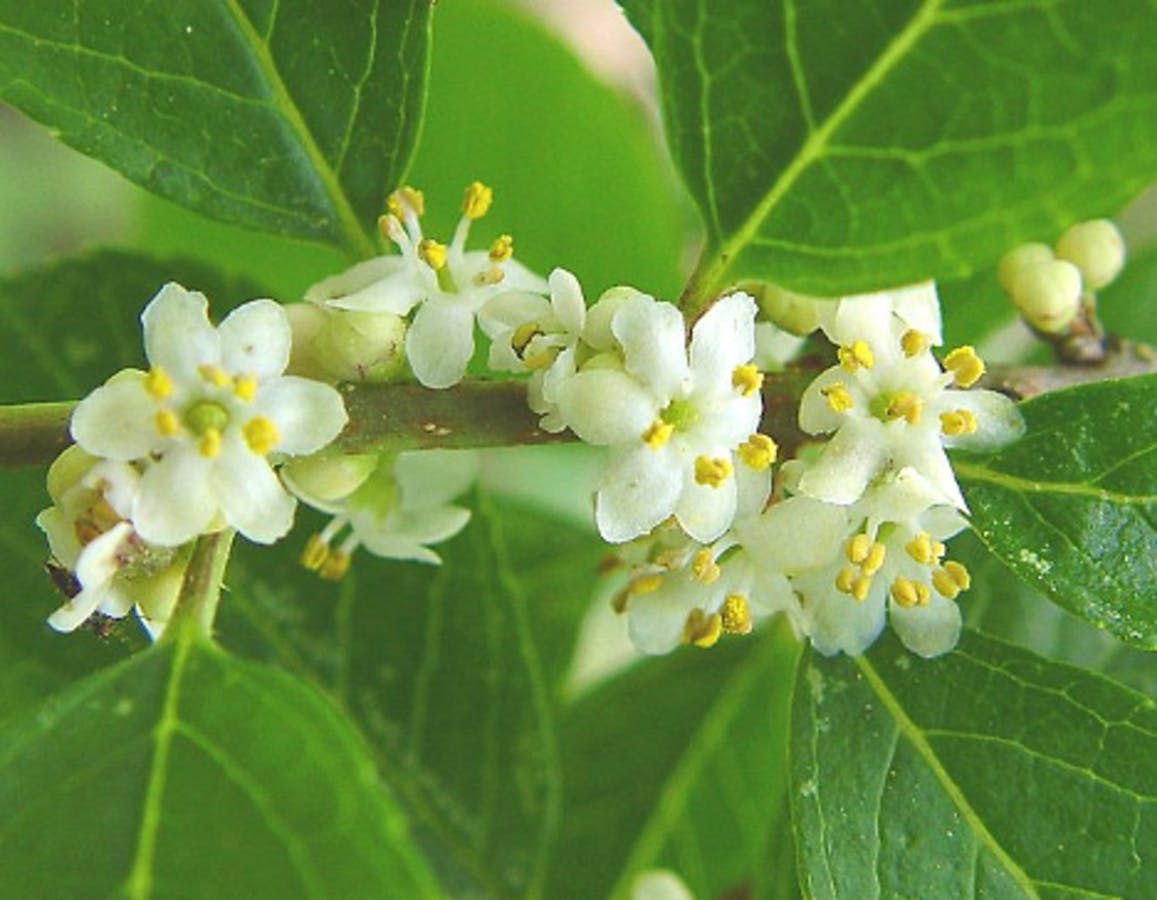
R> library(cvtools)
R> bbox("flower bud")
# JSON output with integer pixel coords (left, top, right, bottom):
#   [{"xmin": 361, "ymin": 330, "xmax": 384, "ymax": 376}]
[
  {"xmin": 314, "ymin": 309, "xmax": 407, "ymax": 382},
  {"xmin": 45, "ymin": 445, "xmax": 100, "ymax": 505},
  {"xmin": 284, "ymin": 302, "xmax": 331, "ymax": 379},
  {"xmin": 1009, "ymin": 259, "xmax": 1082, "ymax": 333},
  {"xmin": 997, "ymin": 242, "xmax": 1053, "ymax": 297},
  {"xmin": 282, "ymin": 453, "xmax": 378, "ymax": 504},
  {"xmin": 1055, "ymin": 219, "xmax": 1125, "ymax": 290},
  {"xmin": 751, "ymin": 282, "xmax": 820, "ymax": 336}
]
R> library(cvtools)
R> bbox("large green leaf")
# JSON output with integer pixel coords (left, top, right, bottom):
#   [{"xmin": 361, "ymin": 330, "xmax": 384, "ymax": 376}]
[
  {"xmin": 0, "ymin": 0, "xmax": 433, "ymax": 255},
  {"xmin": 956, "ymin": 375, "xmax": 1157, "ymax": 649},
  {"xmin": 792, "ymin": 631, "xmax": 1157, "ymax": 898},
  {"xmin": 622, "ymin": 0, "xmax": 1157, "ymax": 298},
  {"xmin": 548, "ymin": 624, "xmax": 801, "ymax": 900},
  {"xmin": 222, "ymin": 491, "xmax": 607, "ymax": 899},
  {"xmin": 0, "ymin": 630, "xmax": 438, "ymax": 897}
]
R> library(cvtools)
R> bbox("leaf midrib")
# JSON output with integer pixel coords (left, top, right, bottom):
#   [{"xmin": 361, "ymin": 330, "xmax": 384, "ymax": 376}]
[{"xmin": 956, "ymin": 461, "xmax": 1155, "ymax": 505}]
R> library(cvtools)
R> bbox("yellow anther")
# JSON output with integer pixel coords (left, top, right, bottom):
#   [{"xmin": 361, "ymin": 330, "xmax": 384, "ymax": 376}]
[
  {"xmin": 489, "ymin": 234, "xmax": 514, "ymax": 262},
  {"xmin": 738, "ymin": 433, "xmax": 778, "ymax": 471},
  {"xmin": 144, "ymin": 366, "xmax": 172, "ymax": 400},
  {"xmin": 242, "ymin": 416, "xmax": 281, "ymax": 456},
  {"xmin": 846, "ymin": 533, "xmax": 872, "ymax": 564},
  {"xmin": 891, "ymin": 577, "xmax": 920, "ymax": 608},
  {"xmin": 473, "ymin": 266, "xmax": 506, "ymax": 286},
  {"xmin": 318, "ymin": 550, "xmax": 351, "ymax": 581},
  {"xmin": 906, "ymin": 532, "xmax": 934, "ymax": 565},
  {"xmin": 462, "ymin": 181, "xmax": 493, "ymax": 219},
  {"xmin": 388, "ymin": 186, "xmax": 424, "ymax": 218},
  {"xmin": 915, "ymin": 582, "xmax": 931, "ymax": 605},
  {"xmin": 641, "ymin": 420, "xmax": 674, "ymax": 450},
  {"xmin": 944, "ymin": 560, "xmax": 971, "ymax": 590},
  {"xmin": 944, "ymin": 345, "xmax": 985, "ymax": 388},
  {"xmin": 835, "ymin": 567, "xmax": 857, "ymax": 594},
  {"xmin": 721, "ymin": 594, "xmax": 753, "ymax": 635},
  {"xmin": 418, "ymin": 238, "xmax": 447, "ymax": 271},
  {"xmin": 654, "ymin": 549, "xmax": 684, "ymax": 570},
  {"xmin": 198, "ymin": 427, "xmax": 222, "ymax": 458},
  {"xmin": 901, "ymin": 329, "xmax": 930, "ymax": 357},
  {"xmin": 838, "ymin": 339, "xmax": 875, "ymax": 372},
  {"xmin": 851, "ymin": 574, "xmax": 872, "ymax": 602},
  {"xmin": 233, "ymin": 374, "xmax": 258, "ymax": 403},
  {"xmin": 691, "ymin": 548, "xmax": 721, "ymax": 585},
  {"xmin": 821, "ymin": 381, "xmax": 855, "ymax": 413},
  {"xmin": 377, "ymin": 213, "xmax": 398, "ymax": 240},
  {"xmin": 932, "ymin": 567, "xmax": 961, "ymax": 599},
  {"xmin": 694, "ymin": 455, "xmax": 733, "ymax": 488},
  {"xmin": 862, "ymin": 542, "xmax": 887, "ymax": 576},
  {"xmin": 731, "ymin": 363, "xmax": 764, "ymax": 397},
  {"xmin": 198, "ymin": 364, "xmax": 230, "ymax": 387},
  {"xmin": 886, "ymin": 391, "xmax": 922, "ymax": 425},
  {"xmin": 629, "ymin": 573, "xmax": 663, "ymax": 596},
  {"xmin": 154, "ymin": 409, "xmax": 180, "ymax": 436},
  {"xmin": 523, "ymin": 350, "xmax": 554, "ymax": 371},
  {"xmin": 683, "ymin": 609, "xmax": 723, "ymax": 648},
  {"xmin": 300, "ymin": 534, "xmax": 329, "ymax": 572},
  {"xmin": 940, "ymin": 409, "xmax": 978, "ymax": 437},
  {"xmin": 511, "ymin": 322, "xmax": 540, "ymax": 354}
]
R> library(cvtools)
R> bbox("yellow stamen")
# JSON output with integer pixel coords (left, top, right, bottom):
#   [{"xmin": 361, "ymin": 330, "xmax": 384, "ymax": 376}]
[
  {"xmin": 144, "ymin": 366, "xmax": 172, "ymax": 400},
  {"xmin": 944, "ymin": 345, "xmax": 985, "ymax": 388},
  {"xmin": 233, "ymin": 374, "xmax": 258, "ymax": 403},
  {"xmin": 940, "ymin": 409, "xmax": 978, "ymax": 436},
  {"xmin": 387, "ymin": 186, "xmax": 424, "ymax": 218},
  {"xmin": 720, "ymin": 594, "xmax": 753, "ymax": 635},
  {"xmin": 915, "ymin": 582, "xmax": 931, "ymax": 605},
  {"xmin": 932, "ymin": 567, "xmax": 961, "ymax": 599},
  {"xmin": 731, "ymin": 363, "xmax": 764, "ymax": 397},
  {"xmin": 489, "ymin": 234, "xmax": 514, "ymax": 262},
  {"xmin": 691, "ymin": 548, "xmax": 721, "ymax": 585},
  {"xmin": 906, "ymin": 532, "xmax": 935, "ymax": 565},
  {"xmin": 862, "ymin": 542, "xmax": 887, "ymax": 576},
  {"xmin": 944, "ymin": 560, "xmax": 971, "ymax": 590},
  {"xmin": 474, "ymin": 266, "xmax": 506, "ymax": 286},
  {"xmin": 738, "ymin": 433, "xmax": 778, "ymax": 471},
  {"xmin": 155, "ymin": 409, "xmax": 180, "ymax": 436},
  {"xmin": 891, "ymin": 577, "xmax": 920, "ymax": 608},
  {"xmin": 846, "ymin": 533, "xmax": 871, "ymax": 564},
  {"xmin": 629, "ymin": 573, "xmax": 663, "ymax": 596},
  {"xmin": 523, "ymin": 350, "xmax": 554, "ymax": 371},
  {"xmin": 462, "ymin": 181, "xmax": 493, "ymax": 219},
  {"xmin": 319, "ymin": 550, "xmax": 351, "ymax": 581},
  {"xmin": 683, "ymin": 609, "xmax": 723, "ymax": 648},
  {"xmin": 242, "ymin": 416, "xmax": 280, "ymax": 456},
  {"xmin": 821, "ymin": 381, "xmax": 854, "ymax": 413},
  {"xmin": 835, "ymin": 567, "xmax": 857, "ymax": 594},
  {"xmin": 693, "ymin": 455, "xmax": 732, "ymax": 488},
  {"xmin": 885, "ymin": 391, "xmax": 922, "ymax": 425},
  {"xmin": 377, "ymin": 213, "xmax": 398, "ymax": 240},
  {"xmin": 642, "ymin": 420, "xmax": 674, "ymax": 450},
  {"xmin": 511, "ymin": 322, "xmax": 540, "ymax": 354},
  {"xmin": 300, "ymin": 534, "xmax": 329, "ymax": 572},
  {"xmin": 418, "ymin": 238, "xmax": 447, "ymax": 271},
  {"xmin": 198, "ymin": 364, "xmax": 229, "ymax": 387},
  {"xmin": 838, "ymin": 339, "xmax": 875, "ymax": 372},
  {"xmin": 901, "ymin": 329, "xmax": 929, "ymax": 357},
  {"xmin": 851, "ymin": 574, "xmax": 872, "ymax": 602},
  {"xmin": 199, "ymin": 427, "xmax": 222, "ymax": 458}
]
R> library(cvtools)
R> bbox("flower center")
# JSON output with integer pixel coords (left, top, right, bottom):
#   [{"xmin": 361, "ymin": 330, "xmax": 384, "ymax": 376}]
[
  {"xmin": 660, "ymin": 399, "xmax": 699, "ymax": 432},
  {"xmin": 184, "ymin": 400, "xmax": 229, "ymax": 436}
]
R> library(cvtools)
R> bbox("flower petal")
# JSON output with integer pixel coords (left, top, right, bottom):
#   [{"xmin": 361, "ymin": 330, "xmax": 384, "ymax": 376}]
[
  {"xmin": 596, "ymin": 446, "xmax": 682, "ymax": 542},
  {"xmin": 797, "ymin": 570, "xmax": 886, "ymax": 656},
  {"xmin": 254, "ymin": 376, "xmax": 347, "ymax": 455},
  {"xmin": 627, "ymin": 579, "xmax": 699, "ymax": 655},
  {"xmin": 935, "ymin": 388, "xmax": 1025, "ymax": 451},
  {"xmin": 315, "ymin": 257, "xmax": 428, "ymax": 315},
  {"xmin": 797, "ymin": 366, "xmax": 852, "ymax": 435},
  {"xmin": 219, "ymin": 299, "xmax": 291, "ymax": 380},
  {"xmin": 211, "ymin": 439, "xmax": 296, "ymax": 543},
  {"xmin": 675, "ymin": 464, "xmax": 737, "ymax": 543},
  {"xmin": 890, "ymin": 592, "xmax": 961, "ymax": 658},
  {"xmin": 406, "ymin": 299, "xmax": 476, "ymax": 389},
  {"xmin": 741, "ymin": 496, "xmax": 847, "ymax": 574},
  {"xmin": 477, "ymin": 291, "xmax": 552, "ymax": 338},
  {"xmin": 548, "ymin": 267, "xmax": 586, "ymax": 335},
  {"xmin": 612, "ymin": 295, "xmax": 689, "ymax": 400},
  {"xmin": 554, "ymin": 369, "xmax": 657, "ymax": 445},
  {"xmin": 71, "ymin": 372, "xmax": 161, "ymax": 461},
  {"xmin": 133, "ymin": 450, "xmax": 217, "ymax": 546},
  {"xmin": 396, "ymin": 450, "xmax": 478, "ymax": 509},
  {"xmin": 689, "ymin": 291, "xmax": 757, "ymax": 386},
  {"xmin": 890, "ymin": 281, "xmax": 943, "ymax": 345},
  {"xmin": 797, "ymin": 421, "xmax": 888, "ymax": 506},
  {"xmin": 142, "ymin": 283, "xmax": 220, "ymax": 378}
]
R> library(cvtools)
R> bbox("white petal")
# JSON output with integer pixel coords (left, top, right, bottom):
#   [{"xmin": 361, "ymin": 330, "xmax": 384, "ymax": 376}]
[
  {"xmin": 219, "ymin": 299, "xmax": 291, "ymax": 380},
  {"xmin": 548, "ymin": 268, "xmax": 586, "ymax": 335},
  {"xmin": 75, "ymin": 521, "xmax": 133, "ymax": 588},
  {"xmin": 554, "ymin": 369, "xmax": 657, "ymax": 445},
  {"xmin": 37, "ymin": 507, "xmax": 82, "ymax": 569},
  {"xmin": 890, "ymin": 593, "xmax": 961, "ymax": 658},
  {"xmin": 689, "ymin": 291, "xmax": 757, "ymax": 386},
  {"xmin": 133, "ymin": 451, "xmax": 217, "ymax": 546},
  {"xmin": 315, "ymin": 257, "xmax": 428, "ymax": 315},
  {"xmin": 477, "ymin": 291, "xmax": 551, "ymax": 338},
  {"xmin": 675, "ymin": 464, "xmax": 737, "ymax": 543},
  {"xmin": 211, "ymin": 441, "xmax": 296, "ymax": 543},
  {"xmin": 48, "ymin": 587, "xmax": 108, "ymax": 632},
  {"xmin": 893, "ymin": 436, "xmax": 966, "ymax": 511},
  {"xmin": 406, "ymin": 299, "xmax": 476, "ymax": 389},
  {"xmin": 797, "ymin": 571, "xmax": 885, "ymax": 656},
  {"xmin": 797, "ymin": 422, "xmax": 888, "ymax": 505},
  {"xmin": 83, "ymin": 461, "xmax": 141, "ymax": 519},
  {"xmin": 596, "ymin": 446, "xmax": 682, "ymax": 542},
  {"xmin": 254, "ymin": 376, "xmax": 348, "ymax": 455},
  {"xmin": 742, "ymin": 496, "xmax": 847, "ymax": 574},
  {"xmin": 935, "ymin": 389, "xmax": 1025, "ymax": 451},
  {"xmin": 357, "ymin": 533, "xmax": 442, "ymax": 565},
  {"xmin": 612, "ymin": 296, "xmax": 689, "ymax": 400},
  {"xmin": 71, "ymin": 373, "xmax": 160, "ymax": 461},
  {"xmin": 361, "ymin": 506, "xmax": 471, "ymax": 551},
  {"xmin": 396, "ymin": 450, "xmax": 478, "ymax": 509},
  {"xmin": 891, "ymin": 281, "xmax": 943, "ymax": 345},
  {"xmin": 142, "ymin": 283, "xmax": 220, "ymax": 378},
  {"xmin": 583, "ymin": 287, "xmax": 640, "ymax": 351},
  {"xmin": 627, "ymin": 578, "xmax": 700, "ymax": 655},
  {"xmin": 798, "ymin": 366, "xmax": 852, "ymax": 435}
]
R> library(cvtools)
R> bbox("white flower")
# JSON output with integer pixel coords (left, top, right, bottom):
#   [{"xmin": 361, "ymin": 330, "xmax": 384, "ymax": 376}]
[
  {"xmin": 632, "ymin": 870, "xmax": 695, "ymax": 900},
  {"xmin": 71, "ymin": 283, "xmax": 348, "ymax": 547},
  {"xmin": 786, "ymin": 468, "xmax": 969, "ymax": 657},
  {"xmin": 555, "ymin": 291, "xmax": 771, "ymax": 544},
  {"xmin": 797, "ymin": 284, "xmax": 1022, "ymax": 509},
  {"xmin": 287, "ymin": 450, "xmax": 477, "ymax": 577},
  {"xmin": 321, "ymin": 184, "xmax": 546, "ymax": 388}
]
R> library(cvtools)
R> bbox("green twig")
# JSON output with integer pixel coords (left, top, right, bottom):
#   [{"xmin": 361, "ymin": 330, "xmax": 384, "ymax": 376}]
[
  {"xmin": 0, "ymin": 402, "xmax": 72, "ymax": 467},
  {"xmin": 166, "ymin": 530, "xmax": 235, "ymax": 640}
]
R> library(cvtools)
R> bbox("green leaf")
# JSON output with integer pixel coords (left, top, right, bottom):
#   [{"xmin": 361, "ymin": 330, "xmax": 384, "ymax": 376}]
[
  {"xmin": 222, "ymin": 492, "xmax": 606, "ymax": 898},
  {"xmin": 621, "ymin": 0, "xmax": 1157, "ymax": 299},
  {"xmin": 791, "ymin": 630, "xmax": 1157, "ymax": 898},
  {"xmin": 1098, "ymin": 241, "xmax": 1157, "ymax": 345},
  {"xmin": 956, "ymin": 374, "xmax": 1157, "ymax": 649},
  {"xmin": 548, "ymin": 624, "xmax": 801, "ymax": 900},
  {"xmin": 408, "ymin": 0, "xmax": 694, "ymax": 299},
  {"xmin": 0, "ymin": 631, "xmax": 438, "ymax": 897},
  {"xmin": 0, "ymin": 1, "xmax": 434, "ymax": 255}
]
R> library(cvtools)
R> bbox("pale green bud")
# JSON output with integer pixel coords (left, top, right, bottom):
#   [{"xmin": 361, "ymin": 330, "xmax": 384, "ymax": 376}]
[
  {"xmin": 315, "ymin": 309, "xmax": 407, "ymax": 383},
  {"xmin": 1055, "ymin": 219, "xmax": 1125, "ymax": 290},
  {"xmin": 750, "ymin": 282, "xmax": 820, "ymax": 336},
  {"xmin": 284, "ymin": 302, "xmax": 331, "ymax": 380},
  {"xmin": 997, "ymin": 242, "xmax": 1053, "ymax": 297},
  {"xmin": 45, "ymin": 445, "xmax": 99, "ymax": 505},
  {"xmin": 282, "ymin": 453, "xmax": 378, "ymax": 504},
  {"xmin": 1010, "ymin": 259, "xmax": 1082, "ymax": 333}
]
